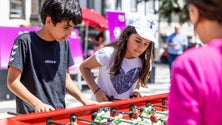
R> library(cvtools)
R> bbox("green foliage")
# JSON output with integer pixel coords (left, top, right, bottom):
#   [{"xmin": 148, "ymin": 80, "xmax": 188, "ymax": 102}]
[
  {"xmin": 137, "ymin": 0, "xmax": 190, "ymax": 24},
  {"xmin": 158, "ymin": 0, "xmax": 189, "ymax": 24}
]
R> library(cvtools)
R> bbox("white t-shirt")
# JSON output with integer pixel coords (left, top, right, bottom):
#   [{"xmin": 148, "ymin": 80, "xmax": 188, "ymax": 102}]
[{"xmin": 92, "ymin": 46, "xmax": 142, "ymax": 100}]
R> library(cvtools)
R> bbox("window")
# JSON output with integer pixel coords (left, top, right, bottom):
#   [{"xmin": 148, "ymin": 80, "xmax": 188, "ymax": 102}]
[
  {"xmin": 131, "ymin": 0, "xmax": 137, "ymax": 12},
  {"xmin": 9, "ymin": 0, "xmax": 26, "ymax": 19}
]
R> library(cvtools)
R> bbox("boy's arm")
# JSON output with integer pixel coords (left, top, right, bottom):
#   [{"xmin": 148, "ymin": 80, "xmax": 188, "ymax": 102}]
[
  {"xmin": 65, "ymin": 71, "xmax": 96, "ymax": 105},
  {"xmin": 7, "ymin": 66, "xmax": 55, "ymax": 112}
]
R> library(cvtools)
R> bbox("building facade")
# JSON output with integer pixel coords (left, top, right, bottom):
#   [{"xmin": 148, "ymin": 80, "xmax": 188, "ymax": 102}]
[{"xmin": 0, "ymin": 0, "xmax": 196, "ymax": 61}]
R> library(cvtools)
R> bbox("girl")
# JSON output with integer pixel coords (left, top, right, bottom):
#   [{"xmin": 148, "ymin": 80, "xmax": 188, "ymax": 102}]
[
  {"xmin": 80, "ymin": 16, "xmax": 158, "ymax": 102},
  {"xmin": 167, "ymin": 0, "xmax": 222, "ymax": 124}
]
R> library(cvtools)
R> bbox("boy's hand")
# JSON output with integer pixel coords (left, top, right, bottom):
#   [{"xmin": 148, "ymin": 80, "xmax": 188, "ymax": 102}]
[{"xmin": 34, "ymin": 102, "xmax": 55, "ymax": 113}]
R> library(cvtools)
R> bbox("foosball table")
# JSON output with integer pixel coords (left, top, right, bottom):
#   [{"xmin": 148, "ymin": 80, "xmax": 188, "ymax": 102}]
[{"xmin": 0, "ymin": 93, "xmax": 168, "ymax": 125}]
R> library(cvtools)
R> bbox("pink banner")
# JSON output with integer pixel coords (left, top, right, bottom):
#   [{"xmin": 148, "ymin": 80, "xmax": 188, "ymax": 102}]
[
  {"xmin": 106, "ymin": 11, "xmax": 126, "ymax": 42},
  {"xmin": 0, "ymin": 27, "xmax": 83, "ymax": 71},
  {"xmin": 68, "ymin": 29, "xmax": 84, "ymax": 72}
]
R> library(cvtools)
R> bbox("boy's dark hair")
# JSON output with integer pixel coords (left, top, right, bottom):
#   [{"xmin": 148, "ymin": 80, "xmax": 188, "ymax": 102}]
[
  {"xmin": 107, "ymin": 26, "xmax": 153, "ymax": 87},
  {"xmin": 40, "ymin": 0, "xmax": 82, "ymax": 25}
]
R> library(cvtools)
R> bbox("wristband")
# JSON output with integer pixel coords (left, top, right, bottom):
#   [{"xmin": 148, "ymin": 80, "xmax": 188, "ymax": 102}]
[{"xmin": 94, "ymin": 88, "xmax": 100, "ymax": 95}]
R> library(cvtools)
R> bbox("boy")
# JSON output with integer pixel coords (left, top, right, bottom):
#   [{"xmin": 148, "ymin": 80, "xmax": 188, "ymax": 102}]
[{"xmin": 7, "ymin": 0, "xmax": 95, "ymax": 114}]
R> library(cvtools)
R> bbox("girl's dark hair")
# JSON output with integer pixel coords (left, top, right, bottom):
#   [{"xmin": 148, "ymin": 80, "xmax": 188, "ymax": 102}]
[
  {"xmin": 107, "ymin": 26, "xmax": 153, "ymax": 87},
  {"xmin": 187, "ymin": 0, "xmax": 222, "ymax": 23},
  {"xmin": 40, "ymin": 0, "xmax": 82, "ymax": 25}
]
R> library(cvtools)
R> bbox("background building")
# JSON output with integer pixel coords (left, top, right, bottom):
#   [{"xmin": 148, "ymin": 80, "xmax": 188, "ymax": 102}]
[{"xmin": 0, "ymin": 0, "xmax": 198, "ymax": 62}]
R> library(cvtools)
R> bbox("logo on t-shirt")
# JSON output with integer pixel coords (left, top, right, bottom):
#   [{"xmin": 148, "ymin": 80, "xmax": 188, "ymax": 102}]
[
  {"xmin": 44, "ymin": 60, "xmax": 56, "ymax": 64},
  {"xmin": 9, "ymin": 44, "xmax": 18, "ymax": 62},
  {"xmin": 9, "ymin": 57, "xmax": 14, "ymax": 62},
  {"xmin": 13, "ymin": 44, "xmax": 18, "ymax": 49}
]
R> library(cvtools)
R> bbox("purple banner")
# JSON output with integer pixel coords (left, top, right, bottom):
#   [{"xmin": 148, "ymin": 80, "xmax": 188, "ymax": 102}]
[
  {"xmin": 68, "ymin": 29, "xmax": 84, "ymax": 73},
  {"xmin": 0, "ymin": 27, "xmax": 83, "ymax": 72},
  {"xmin": 0, "ymin": 27, "xmax": 40, "ymax": 69},
  {"xmin": 106, "ymin": 11, "xmax": 126, "ymax": 42}
]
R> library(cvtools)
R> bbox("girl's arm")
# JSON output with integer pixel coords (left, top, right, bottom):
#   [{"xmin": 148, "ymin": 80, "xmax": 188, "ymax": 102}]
[
  {"xmin": 79, "ymin": 55, "xmax": 109, "ymax": 102},
  {"xmin": 65, "ymin": 71, "xmax": 96, "ymax": 105}
]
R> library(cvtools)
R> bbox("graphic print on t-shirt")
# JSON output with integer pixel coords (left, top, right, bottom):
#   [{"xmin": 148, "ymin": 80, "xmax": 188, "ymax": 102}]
[
  {"xmin": 110, "ymin": 67, "xmax": 141, "ymax": 94},
  {"xmin": 9, "ymin": 44, "xmax": 19, "ymax": 62}
]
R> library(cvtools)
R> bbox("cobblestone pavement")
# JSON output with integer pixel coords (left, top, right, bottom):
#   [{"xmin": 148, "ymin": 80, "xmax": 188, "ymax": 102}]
[{"xmin": 0, "ymin": 63, "xmax": 170, "ymax": 119}]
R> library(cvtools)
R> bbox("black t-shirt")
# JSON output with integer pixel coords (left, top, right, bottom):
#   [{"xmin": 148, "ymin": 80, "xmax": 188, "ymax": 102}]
[{"xmin": 8, "ymin": 32, "xmax": 74, "ymax": 114}]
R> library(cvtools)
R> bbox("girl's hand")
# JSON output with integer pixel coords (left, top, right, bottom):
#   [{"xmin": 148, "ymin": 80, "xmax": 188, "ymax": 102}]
[
  {"xmin": 94, "ymin": 89, "xmax": 109, "ymax": 102},
  {"xmin": 82, "ymin": 99, "xmax": 98, "ymax": 105},
  {"xmin": 131, "ymin": 89, "xmax": 142, "ymax": 98}
]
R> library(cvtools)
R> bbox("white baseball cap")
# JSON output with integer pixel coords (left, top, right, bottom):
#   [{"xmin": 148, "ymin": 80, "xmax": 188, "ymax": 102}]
[{"xmin": 128, "ymin": 15, "xmax": 158, "ymax": 43}]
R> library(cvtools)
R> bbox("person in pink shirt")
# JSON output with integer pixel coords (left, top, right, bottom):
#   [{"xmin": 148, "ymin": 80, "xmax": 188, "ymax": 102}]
[{"xmin": 167, "ymin": 0, "xmax": 222, "ymax": 125}]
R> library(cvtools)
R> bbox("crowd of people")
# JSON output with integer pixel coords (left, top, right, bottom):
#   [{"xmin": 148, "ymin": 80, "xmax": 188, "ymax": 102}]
[{"xmin": 6, "ymin": 0, "xmax": 222, "ymax": 124}]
